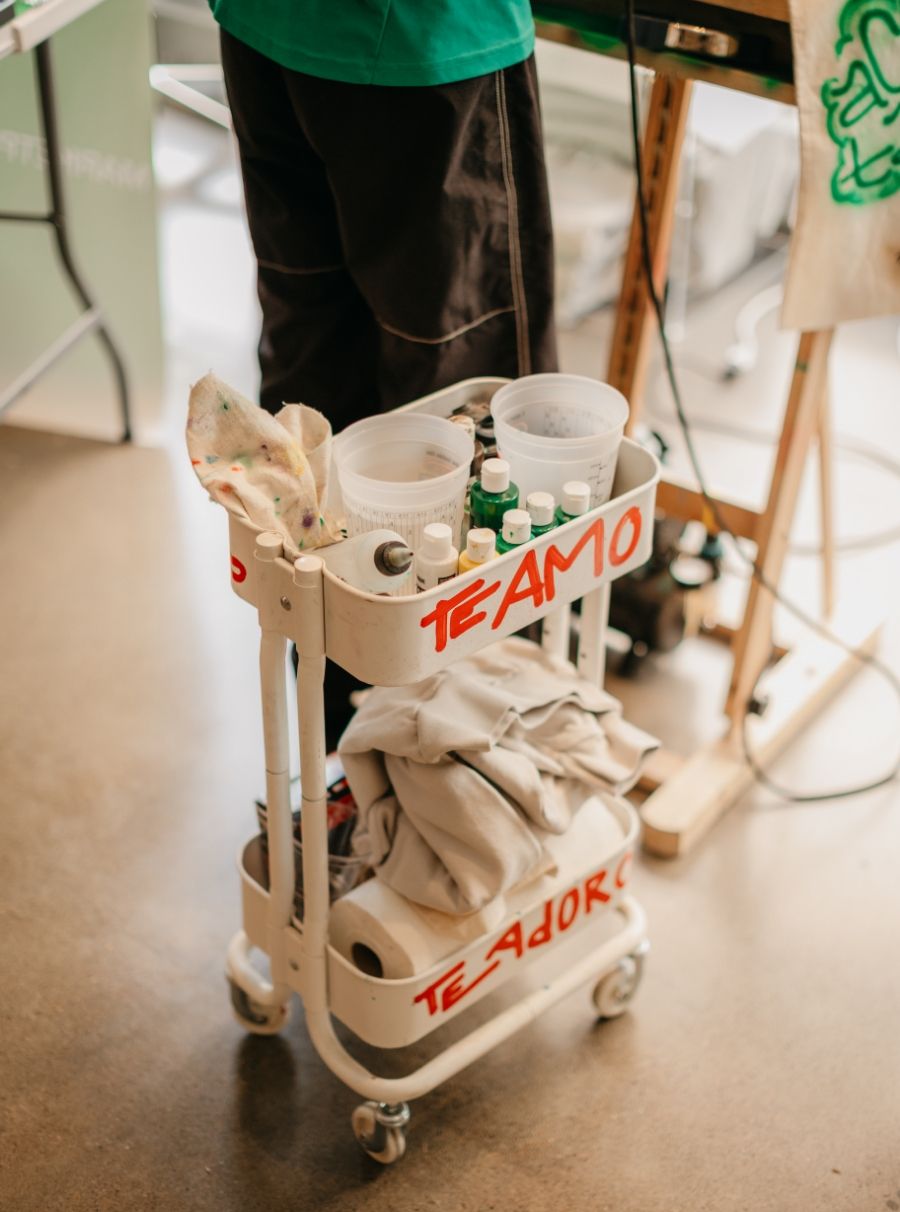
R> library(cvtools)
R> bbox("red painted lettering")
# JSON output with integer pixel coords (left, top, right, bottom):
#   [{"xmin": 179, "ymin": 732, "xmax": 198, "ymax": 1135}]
[
  {"xmin": 584, "ymin": 869, "xmax": 611, "ymax": 911},
  {"xmin": 485, "ymin": 921, "xmax": 524, "ymax": 963},
  {"xmin": 420, "ymin": 577, "xmax": 500, "ymax": 653},
  {"xmin": 558, "ymin": 887, "xmax": 579, "ymax": 931},
  {"xmin": 527, "ymin": 900, "xmax": 554, "ymax": 949},
  {"xmin": 443, "ymin": 960, "xmax": 501, "ymax": 1011},
  {"xmin": 610, "ymin": 507, "xmax": 641, "ymax": 567},
  {"xmin": 491, "ymin": 549, "xmax": 545, "ymax": 631},
  {"xmin": 231, "ymin": 555, "xmax": 247, "ymax": 583},
  {"xmin": 542, "ymin": 518, "xmax": 605, "ymax": 599},
  {"xmin": 450, "ymin": 579, "xmax": 501, "ymax": 641},
  {"xmin": 615, "ymin": 851, "xmax": 633, "ymax": 889},
  {"xmin": 413, "ymin": 961, "xmax": 465, "ymax": 1017}
]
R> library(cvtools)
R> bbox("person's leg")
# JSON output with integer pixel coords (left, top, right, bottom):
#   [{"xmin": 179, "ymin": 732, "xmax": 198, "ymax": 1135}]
[
  {"xmin": 219, "ymin": 29, "xmax": 379, "ymax": 427},
  {"xmin": 222, "ymin": 30, "xmax": 378, "ymax": 748},
  {"xmin": 277, "ymin": 58, "xmax": 558, "ymax": 408}
]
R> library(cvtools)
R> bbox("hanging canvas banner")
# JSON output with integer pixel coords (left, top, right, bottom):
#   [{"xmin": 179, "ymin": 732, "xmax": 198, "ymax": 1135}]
[{"xmin": 783, "ymin": 0, "xmax": 900, "ymax": 330}]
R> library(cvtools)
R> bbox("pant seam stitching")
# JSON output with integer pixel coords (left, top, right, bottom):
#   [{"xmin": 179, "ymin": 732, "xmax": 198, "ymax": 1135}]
[
  {"xmin": 496, "ymin": 70, "xmax": 531, "ymax": 377},
  {"xmin": 257, "ymin": 258, "xmax": 344, "ymax": 275},
  {"xmin": 375, "ymin": 305, "xmax": 516, "ymax": 345}
]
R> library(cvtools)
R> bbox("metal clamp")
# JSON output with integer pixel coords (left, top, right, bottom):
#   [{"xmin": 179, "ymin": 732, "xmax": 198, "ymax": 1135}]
[{"xmin": 664, "ymin": 22, "xmax": 740, "ymax": 59}]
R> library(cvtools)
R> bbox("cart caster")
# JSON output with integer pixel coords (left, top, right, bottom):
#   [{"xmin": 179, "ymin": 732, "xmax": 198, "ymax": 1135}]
[
  {"xmin": 592, "ymin": 941, "xmax": 648, "ymax": 1020},
  {"xmin": 351, "ymin": 1101, "xmax": 410, "ymax": 1164},
  {"xmin": 228, "ymin": 978, "xmax": 291, "ymax": 1035}
]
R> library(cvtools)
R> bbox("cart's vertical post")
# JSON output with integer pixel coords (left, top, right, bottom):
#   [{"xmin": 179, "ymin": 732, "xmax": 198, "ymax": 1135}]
[
  {"xmin": 254, "ymin": 533, "xmax": 295, "ymax": 992},
  {"xmin": 577, "ymin": 584, "xmax": 611, "ymax": 689},
  {"xmin": 542, "ymin": 604, "xmax": 571, "ymax": 662},
  {"xmin": 292, "ymin": 556, "xmax": 329, "ymax": 1006}
]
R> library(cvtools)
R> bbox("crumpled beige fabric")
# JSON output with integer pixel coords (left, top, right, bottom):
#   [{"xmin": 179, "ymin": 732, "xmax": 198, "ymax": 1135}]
[
  {"xmin": 783, "ymin": 0, "xmax": 900, "ymax": 329},
  {"xmin": 338, "ymin": 636, "xmax": 658, "ymax": 914},
  {"xmin": 186, "ymin": 372, "xmax": 339, "ymax": 552}
]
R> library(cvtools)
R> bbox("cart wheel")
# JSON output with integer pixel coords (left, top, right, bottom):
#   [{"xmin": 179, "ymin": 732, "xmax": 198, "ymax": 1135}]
[
  {"xmin": 351, "ymin": 1101, "xmax": 410, "ymax": 1164},
  {"xmin": 593, "ymin": 942, "xmax": 648, "ymax": 1020},
  {"xmin": 228, "ymin": 978, "xmax": 291, "ymax": 1035}
]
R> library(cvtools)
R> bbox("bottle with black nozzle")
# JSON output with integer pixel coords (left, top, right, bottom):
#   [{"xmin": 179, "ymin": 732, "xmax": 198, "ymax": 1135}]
[{"xmin": 318, "ymin": 529, "xmax": 415, "ymax": 596}]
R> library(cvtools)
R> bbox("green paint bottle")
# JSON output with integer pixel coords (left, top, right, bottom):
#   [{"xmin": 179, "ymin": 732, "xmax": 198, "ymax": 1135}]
[
  {"xmin": 526, "ymin": 491, "xmax": 557, "ymax": 538},
  {"xmin": 496, "ymin": 508, "xmax": 532, "ymax": 554},
  {"xmin": 470, "ymin": 457, "xmax": 519, "ymax": 532},
  {"xmin": 554, "ymin": 480, "xmax": 591, "ymax": 526}
]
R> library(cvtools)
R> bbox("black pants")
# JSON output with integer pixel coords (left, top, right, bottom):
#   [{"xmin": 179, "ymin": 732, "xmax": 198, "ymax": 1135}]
[{"xmin": 220, "ymin": 29, "xmax": 558, "ymax": 745}]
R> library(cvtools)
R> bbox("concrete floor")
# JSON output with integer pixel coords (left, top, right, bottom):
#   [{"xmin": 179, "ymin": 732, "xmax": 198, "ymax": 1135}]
[
  {"xmin": 2, "ymin": 423, "xmax": 899, "ymax": 1211},
  {"xmin": 3, "ymin": 105, "xmax": 900, "ymax": 1211}
]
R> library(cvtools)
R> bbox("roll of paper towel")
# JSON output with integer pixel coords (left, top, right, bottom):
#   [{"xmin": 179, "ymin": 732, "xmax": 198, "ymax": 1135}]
[{"xmin": 328, "ymin": 791, "xmax": 626, "ymax": 979}]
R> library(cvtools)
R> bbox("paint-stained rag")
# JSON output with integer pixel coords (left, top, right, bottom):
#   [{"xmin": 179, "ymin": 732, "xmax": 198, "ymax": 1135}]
[{"xmin": 187, "ymin": 372, "xmax": 339, "ymax": 552}]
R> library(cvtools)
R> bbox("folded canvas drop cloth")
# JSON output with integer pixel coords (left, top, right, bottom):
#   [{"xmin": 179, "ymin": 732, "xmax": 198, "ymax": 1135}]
[
  {"xmin": 338, "ymin": 636, "xmax": 658, "ymax": 914},
  {"xmin": 186, "ymin": 372, "xmax": 339, "ymax": 552}
]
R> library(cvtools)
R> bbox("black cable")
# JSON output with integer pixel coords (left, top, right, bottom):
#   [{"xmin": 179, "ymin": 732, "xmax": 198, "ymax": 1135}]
[
  {"xmin": 622, "ymin": 0, "xmax": 900, "ymax": 802},
  {"xmin": 644, "ymin": 376, "xmax": 900, "ymax": 554}
]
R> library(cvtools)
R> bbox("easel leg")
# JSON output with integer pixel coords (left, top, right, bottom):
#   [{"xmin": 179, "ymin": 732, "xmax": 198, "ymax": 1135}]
[
  {"xmin": 816, "ymin": 381, "xmax": 836, "ymax": 620},
  {"xmin": 725, "ymin": 330, "xmax": 834, "ymax": 729},
  {"xmin": 607, "ymin": 73, "xmax": 692, "ymax": 432}
]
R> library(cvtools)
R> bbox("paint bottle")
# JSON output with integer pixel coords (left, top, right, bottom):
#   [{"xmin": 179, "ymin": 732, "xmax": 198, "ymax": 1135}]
[
  {"xmin": 554, "ymin": 480, "xmax": 591, "ymax": 526},
  {"xmin": 458, "ymin": 527, "xmax": 499, "ymax": 573},
  {"xmin": 318, "ymin": 529, "xmax": 414, "ymax": 595},
  {"xmin": 469, "ymin": 458, "xmax": 519, "ymax": 531},
  {"xmin": 415, "ymin": 522, "xmax": 459, "ymax": 592},
  {"xmin": 496, "ymin": 508, "xmax": 532, "ymax": 554},
  {"xmin": 526, "ymin": 491, "xmax": 557, "ymax": 538}
]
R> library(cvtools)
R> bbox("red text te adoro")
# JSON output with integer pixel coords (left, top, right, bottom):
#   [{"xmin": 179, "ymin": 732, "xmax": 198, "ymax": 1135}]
[{"xmin": 413, "ymin": 851, "xmax": 633, "ymax": 1018}]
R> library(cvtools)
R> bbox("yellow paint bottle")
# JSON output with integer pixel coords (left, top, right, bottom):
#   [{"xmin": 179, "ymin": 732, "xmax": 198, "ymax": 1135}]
[{"xmin": 457, "ymin": 527, "xmax": 499, "ymax": 573}]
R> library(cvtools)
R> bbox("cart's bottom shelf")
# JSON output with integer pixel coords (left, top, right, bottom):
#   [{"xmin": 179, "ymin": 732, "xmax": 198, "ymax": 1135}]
[{"xmin": 238, "ymin": 793, "xmax": 645, "ymax": 1049}]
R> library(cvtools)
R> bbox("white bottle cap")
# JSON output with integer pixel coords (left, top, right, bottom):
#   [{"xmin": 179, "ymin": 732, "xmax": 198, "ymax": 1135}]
[
  {"xmin": 480, "ymin": 457, "xmax": 510, "ymax": 494},
  {"xmin": 561, "ymin": 481, "xmax": 591, "ymax": 517},
  {"xmin": 421, "ymin": 522, "xmax": 454, "ymax": 560},
  {"xmin": 526, "ymin": 491, "xmax": 555, "ymax": 528},
  {"xmin": 465, "ymin": 527, "xmax": 497, "ymax": 563},
  {"xmin": 501, "ymin": 508, "xmax": 532, "ymax": 546}
]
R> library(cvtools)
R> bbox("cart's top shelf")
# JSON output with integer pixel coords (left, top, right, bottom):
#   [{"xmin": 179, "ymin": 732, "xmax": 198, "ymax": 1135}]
[{"xmin": 226, "ymin": 378, "xmax": 660, "ymax": 685}]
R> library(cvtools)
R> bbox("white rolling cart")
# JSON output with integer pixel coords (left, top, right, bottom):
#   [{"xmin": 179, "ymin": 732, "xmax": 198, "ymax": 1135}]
[{"xmin": 222, "ymin": 377, "xmax": 660, "ymax": 1163}]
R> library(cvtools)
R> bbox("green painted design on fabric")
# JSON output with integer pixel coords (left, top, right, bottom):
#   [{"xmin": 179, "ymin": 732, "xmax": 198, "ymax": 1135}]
[{"xmin": 821, "ymin": 0, "xmax": 900, "ymax": 204}]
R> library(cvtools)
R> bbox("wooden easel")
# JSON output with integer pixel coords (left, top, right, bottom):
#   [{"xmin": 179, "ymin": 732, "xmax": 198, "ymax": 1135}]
[{"xmin": 606, "ymin": 73, "xmax": 882, "ymax": 857}]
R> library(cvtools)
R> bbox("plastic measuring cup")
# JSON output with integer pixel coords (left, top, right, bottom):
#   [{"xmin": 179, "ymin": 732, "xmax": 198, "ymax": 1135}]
[
  {"xmin": 490, "ymin": 373, "xmax": 629, "ymax": 508},
  {"xmin": 332, "ymin": 412, "xmax": 473, "ymax": 550}
]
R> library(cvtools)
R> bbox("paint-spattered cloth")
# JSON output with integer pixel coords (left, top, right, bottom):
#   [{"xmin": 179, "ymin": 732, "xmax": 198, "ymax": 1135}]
[
  {"xmin": 338, "ymin": 637, "xmax": 658, "ymax": 914},
  {"xmin": 783, "ymin": 0, "xmax": 900, "ymax": 329},
  {"xmin": 187, "ymin": 372, "xmax": 338, "ymax": 553}
]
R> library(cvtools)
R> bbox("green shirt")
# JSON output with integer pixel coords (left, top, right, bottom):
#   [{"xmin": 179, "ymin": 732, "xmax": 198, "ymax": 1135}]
[{"xmin": 210, "ymin": 1, "xmax": 535, "ymax": 87}]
